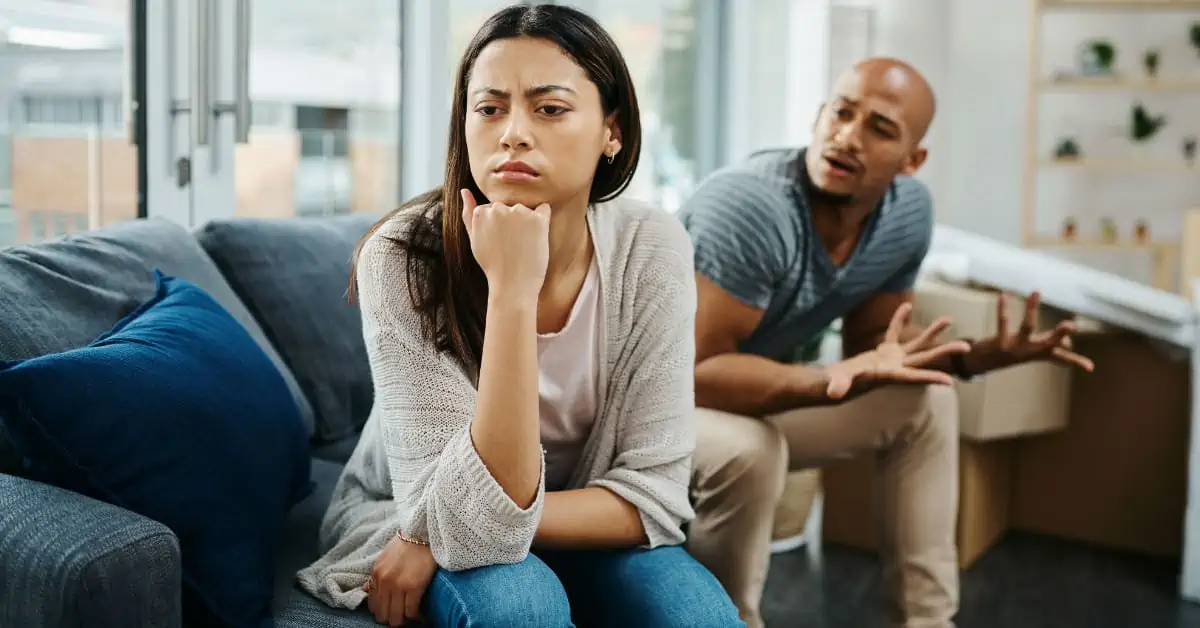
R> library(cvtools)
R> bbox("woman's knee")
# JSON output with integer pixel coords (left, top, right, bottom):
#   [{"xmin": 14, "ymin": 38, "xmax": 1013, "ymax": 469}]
[
  {"xmin": 657, "ymin": 571, "xmax": 746, "ymax": 628},
  {"xmin": 424, "ymin": 556, "xmax": 572, "ymax": 628},
  {"xmin": 613, "ymin": 546, "xmax": 746, "ymax": 627}
]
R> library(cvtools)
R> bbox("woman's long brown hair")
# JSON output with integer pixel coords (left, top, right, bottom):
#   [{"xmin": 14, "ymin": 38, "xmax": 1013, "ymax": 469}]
[{"xmin": 347, "ymin": 3, "xmax": 641, "ymax": 371}]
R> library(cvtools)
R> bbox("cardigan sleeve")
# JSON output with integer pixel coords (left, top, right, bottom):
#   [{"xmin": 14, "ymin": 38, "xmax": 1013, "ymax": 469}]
[
  {"xmin": 587, "ymin": 213, "xmax": 698, "ymax": 547},
  {"xmin": 355, "ymin": 223, "xmax": 545, "ymax": 571}
]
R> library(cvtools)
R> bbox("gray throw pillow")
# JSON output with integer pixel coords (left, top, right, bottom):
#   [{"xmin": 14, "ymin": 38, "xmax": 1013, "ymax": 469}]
[{"xmin": 195, "ymin": 214, "xmax": 381, "ymax": 443}]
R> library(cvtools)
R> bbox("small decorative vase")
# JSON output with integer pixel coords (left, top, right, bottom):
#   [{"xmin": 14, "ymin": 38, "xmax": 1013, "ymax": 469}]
[{"xmin": 1100, "ymin": 218, "xmax": 1118, "ymax": 244}]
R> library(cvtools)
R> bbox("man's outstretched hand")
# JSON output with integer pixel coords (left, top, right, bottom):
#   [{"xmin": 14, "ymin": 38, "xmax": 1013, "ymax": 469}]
[
  {"xmin": 824, "ymin": 302, "xmax": 970, "ymax": 399},
  {"xmin": 968, "ymin": 291, "xmax": 1095, "ymax": 374}
]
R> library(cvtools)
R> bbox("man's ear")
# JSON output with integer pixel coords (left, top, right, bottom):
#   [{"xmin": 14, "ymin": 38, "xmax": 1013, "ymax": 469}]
[
  {"xmin": 901, "ymin": 146, "xmax": 928, "ymax": 175},
  {"xmin": 811, "ymin": 104, "xmax": 825, "ymax": 134}
]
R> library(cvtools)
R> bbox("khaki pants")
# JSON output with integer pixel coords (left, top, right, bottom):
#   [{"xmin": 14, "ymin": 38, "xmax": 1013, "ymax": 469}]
[{"xmin": 686, "ymin": 385, "xmax": 960, "ymax": 628}]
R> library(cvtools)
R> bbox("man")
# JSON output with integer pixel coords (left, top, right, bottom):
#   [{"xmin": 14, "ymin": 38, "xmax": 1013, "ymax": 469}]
[{"xmin": 679, "ymin": 57, "xmax": 1094, "ymax": 628}]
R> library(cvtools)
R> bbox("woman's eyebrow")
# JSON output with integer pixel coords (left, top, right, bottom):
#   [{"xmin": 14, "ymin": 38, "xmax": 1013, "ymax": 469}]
[{"xmin": 470, "ymin": 84, "xmax": 577, "ymax": 99}]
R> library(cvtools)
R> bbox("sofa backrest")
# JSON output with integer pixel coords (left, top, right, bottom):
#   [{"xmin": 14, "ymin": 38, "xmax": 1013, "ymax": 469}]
[
  {"xmin": 194, "ymin": 213, "xmax": 382, "ymax": 444},
  {"xmin": 0, "ymin": 218, "xmax": 317, "ymax": 447}
]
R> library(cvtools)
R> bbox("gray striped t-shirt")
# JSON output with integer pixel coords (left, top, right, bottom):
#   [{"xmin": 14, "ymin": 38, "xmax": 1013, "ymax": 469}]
[{"xmin": 679, "ymin": 147, "xmax": 933, "ymax": 362}]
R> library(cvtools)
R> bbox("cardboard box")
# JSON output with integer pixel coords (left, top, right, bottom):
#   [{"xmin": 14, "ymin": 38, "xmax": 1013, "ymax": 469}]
[
  {"xmin": 1011, "ymin": 331, "xmax": 1190, "ymax": 558},
  {"xmin": 819, "ymin": 279, "xmax": 1075, "ymax": 568},
  {"xmin": 912, "ymin": 280, "xmax": 1074, "ymax": 441}
]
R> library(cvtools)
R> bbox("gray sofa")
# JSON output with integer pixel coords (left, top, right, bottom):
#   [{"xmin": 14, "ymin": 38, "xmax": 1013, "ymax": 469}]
[{"xmin": 0, "ymin": 214, "xmax": 387, "ymax": 628}]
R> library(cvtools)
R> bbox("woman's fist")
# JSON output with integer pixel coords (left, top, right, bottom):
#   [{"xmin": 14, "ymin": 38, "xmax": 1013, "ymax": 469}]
[{"xmin": 461, "ymin": 189, "xmax": 550, "ymax": 301}]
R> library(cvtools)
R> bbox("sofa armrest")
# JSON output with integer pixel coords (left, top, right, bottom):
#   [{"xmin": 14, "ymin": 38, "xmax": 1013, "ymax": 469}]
[{"xmin": 0, "ymin": 473, "xmax": 182, "ymax": 628}]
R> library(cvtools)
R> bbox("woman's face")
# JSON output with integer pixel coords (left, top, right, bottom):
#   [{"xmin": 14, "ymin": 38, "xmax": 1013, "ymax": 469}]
[{"xmin": 464, "ymin": 36, "xmax": 620, "ymax": 210}]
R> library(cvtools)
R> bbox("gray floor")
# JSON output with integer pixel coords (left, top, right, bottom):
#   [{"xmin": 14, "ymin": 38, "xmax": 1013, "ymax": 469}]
[{"xmin": 761, "ymin": 532, "xmax": 1200, "ymax": 628}]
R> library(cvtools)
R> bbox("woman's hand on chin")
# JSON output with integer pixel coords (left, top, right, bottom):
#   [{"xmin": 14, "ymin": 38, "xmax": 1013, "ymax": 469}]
[
  {"xmin": 478, "ymin": 190, "xmax": 552, "ymax": 210},
  {"xmin": 461, "ymin": 188, "xmax": 551, "ymax": 302}
]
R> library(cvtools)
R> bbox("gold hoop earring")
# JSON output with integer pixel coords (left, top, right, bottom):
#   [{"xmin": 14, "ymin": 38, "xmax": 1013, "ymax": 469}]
[{"xmin": 607, "ymin": 153, "xmax": 615, "ymax": 165}]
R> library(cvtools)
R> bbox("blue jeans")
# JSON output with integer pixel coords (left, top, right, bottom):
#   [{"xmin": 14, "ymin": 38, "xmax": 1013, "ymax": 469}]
[{"xmin": 424, "ymin": 545, "xmax": 744, "ymax": 627}]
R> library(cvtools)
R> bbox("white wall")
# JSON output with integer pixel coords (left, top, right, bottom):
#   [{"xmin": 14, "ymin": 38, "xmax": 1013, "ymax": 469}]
[
  {"xmin": 939, "ymin": 0, "xmax": 1032, "ymax": 244},
  {"xmin": 782, "ymin": 0, "xmax": 831, "ymax": 148},
  {"xmin": 865, "ymin": 0, "xmax": 950, "ymax": 223},
  {"xmin": 728, "ymin": 0, "xmax": 830, "ymax": 161},
  {"xmin": 861, "ymin": 0, "xmax": 1200, "ymax": 274},
  {"xmin": 858, "ymin": 0, "xmax": 1029, "ymax": 244}
]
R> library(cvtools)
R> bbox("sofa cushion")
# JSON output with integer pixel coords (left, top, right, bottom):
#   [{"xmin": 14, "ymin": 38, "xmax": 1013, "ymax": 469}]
[
  {"xmin": 275, "ymin": 591, "xmax": 380, "ymax": 628},
  {"xmin": 195, "ymin": 214, "xmax": 381, "ymax": 443},
  {"xmin": 272, "ymin": 459, "xmax": 378, "ymax": 627},
  {"xmin": 0, "ymin": 218, "xmax": 315, "ymax": 439},
  {"xmin": 311, "ymin": 433, "xmax": 362, "ymax": 465},
  {"xmin": 273, "ymin": 457, "xmax": 345, "ymax": 610},
  {"xmin": 0, "ymin": 270, "xmax": 313, "ymax": 628}
]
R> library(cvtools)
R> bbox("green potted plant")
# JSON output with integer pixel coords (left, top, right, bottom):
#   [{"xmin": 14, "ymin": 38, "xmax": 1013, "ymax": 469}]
[
  {"xmin": 1131, "ymin": 103, "xmax": 1166, "ymax": 143},
  {"xmin": 1054, "ymin": 137, "xmax": 1082, "ymax": 160},
  {"xmin": 1079, "ymin": 39, "xmax": 1116, "ymax": 76},
  {"xmin": 1143, "ymin": 49, "xmax": 1160, "ymax": 77},
  {"xmin": 1127, "ymin": 103, "xmax": 1167, "ymax": 160}
]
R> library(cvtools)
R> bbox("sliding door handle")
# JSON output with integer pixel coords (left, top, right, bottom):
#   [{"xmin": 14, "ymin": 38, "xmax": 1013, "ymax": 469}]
[
  {"xmin": 233, "ymin": 0, "xmax": 251, "ymax": 142},
  {"xmin": 210, "ymin": 0, "xmax": 252, "ymax": 143},
  {"xmin": 124, "ymin": 1, "xmax": 139, "ymax": 145},
  {"xmin": 190, "ymin": 0, "xmax": 211, "ymax": 146}
]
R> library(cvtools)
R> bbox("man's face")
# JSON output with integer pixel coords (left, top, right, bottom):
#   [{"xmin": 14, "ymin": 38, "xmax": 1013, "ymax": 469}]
[{"xmin": 804, "ymin": 66, "xmax": 929, "ymax": 204}]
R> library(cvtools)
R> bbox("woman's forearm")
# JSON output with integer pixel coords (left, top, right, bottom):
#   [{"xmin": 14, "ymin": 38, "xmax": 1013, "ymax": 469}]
[
  {"xmin": 470, "ymin": 292, "xmax": 543, "ymax": 509},
  {"xmin": 533, "ymin": 487, "xmax": 648, "ymax": 550}
]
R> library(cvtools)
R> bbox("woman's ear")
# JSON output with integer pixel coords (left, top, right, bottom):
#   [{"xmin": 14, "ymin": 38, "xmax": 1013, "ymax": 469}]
[
  {"xmin": 604, "ymin": 113, "xmax": 623, "ymax": 160},
  {"xmin": 606, "ymin": 138, "xmax": 622, "ymax": 160}
]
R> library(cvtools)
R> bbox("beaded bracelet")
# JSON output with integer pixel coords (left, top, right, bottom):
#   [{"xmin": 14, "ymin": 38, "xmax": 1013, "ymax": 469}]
[{"xmin": 395, "ymin": 529, "xmax": 429, "ymax": 546}]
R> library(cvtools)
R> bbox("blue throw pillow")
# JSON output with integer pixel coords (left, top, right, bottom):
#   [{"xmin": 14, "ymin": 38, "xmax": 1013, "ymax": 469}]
[{"xmin": 0, "ymin": 270, "xmax": 313, "ymax": 628}]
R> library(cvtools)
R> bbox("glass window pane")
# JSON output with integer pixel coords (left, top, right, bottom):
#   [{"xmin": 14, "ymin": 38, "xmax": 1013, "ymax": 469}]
[
  {"xmin": 238, "ymin": 1, "xmax": 401, "ymax": 218},
  {"xmin": 450, "ymin": 1, "xmax": 524, "ymax": 63},
  {"xmin": 0, "ymin": 131, "xmax": 11, "ymax": 192},
  {"xmin": 28, "ymin": 212, "xmax": 45, "ymax": 241},
  {"xmin": 51, "ymin": 211, "xmax": 70, "ymax": 237},
  {"xmin": 0, "ymin": 213, "xmax": 14, "ymax": 247},
  {"xmin": 592, "ymin": 0, "xmax": 699, "ymax": 213},
  {"xmin": 2, "ymin": 1, "xmax": 137, "ymax": 245}
]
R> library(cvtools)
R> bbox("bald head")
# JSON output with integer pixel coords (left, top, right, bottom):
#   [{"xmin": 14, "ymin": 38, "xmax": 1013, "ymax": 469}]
[
  {"xmin": 834, "ymin": 57, "xmax": 937, "ymax": 144},
  {"xmin": 803, "ymin": 56, "xmax": 936, "ymax": 207}
]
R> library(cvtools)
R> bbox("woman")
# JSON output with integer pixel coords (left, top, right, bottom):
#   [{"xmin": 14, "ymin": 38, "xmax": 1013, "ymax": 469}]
[{"xmin": 296, "ymin": 4, "xmax": 743, "ymax": 627}]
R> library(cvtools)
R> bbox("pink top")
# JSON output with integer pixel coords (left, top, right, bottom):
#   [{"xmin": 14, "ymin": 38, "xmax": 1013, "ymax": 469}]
[{"xmin": 537, "ymin": 255, "xmax": 601, "ymax": 491}]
